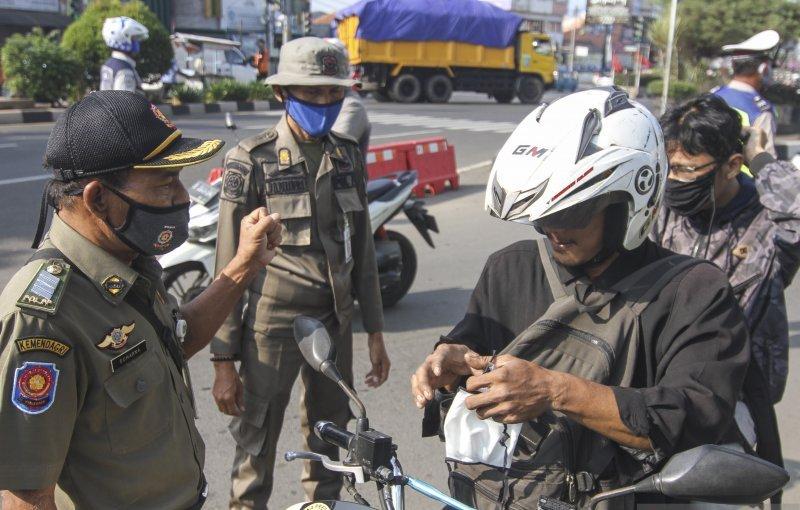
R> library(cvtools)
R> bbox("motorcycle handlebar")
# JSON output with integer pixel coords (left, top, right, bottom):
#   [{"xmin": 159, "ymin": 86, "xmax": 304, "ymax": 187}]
[{"xmin": 315, "ymin": 421, "xmax": 354, "ymax": 451}]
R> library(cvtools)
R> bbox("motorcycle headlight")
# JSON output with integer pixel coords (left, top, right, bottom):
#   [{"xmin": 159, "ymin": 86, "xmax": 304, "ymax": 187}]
[{"xmin": 188, "ymin": 224, "xmax": 217, "ymax": 242}]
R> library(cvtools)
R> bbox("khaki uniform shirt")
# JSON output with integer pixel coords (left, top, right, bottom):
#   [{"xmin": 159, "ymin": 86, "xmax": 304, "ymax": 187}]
[
  {"xmin": 0, "ymin": 216, "xmax": 205, "ymax": 509},
  {"xmin": 212, "ymin": 115, "xmax": 383, "ymax": 354}
]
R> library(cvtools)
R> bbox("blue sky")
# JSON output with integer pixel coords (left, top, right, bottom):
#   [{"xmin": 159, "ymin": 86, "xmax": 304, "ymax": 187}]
[{"xmin": 311, "ymin": 0, "xmax": 586, "ymax": 14}]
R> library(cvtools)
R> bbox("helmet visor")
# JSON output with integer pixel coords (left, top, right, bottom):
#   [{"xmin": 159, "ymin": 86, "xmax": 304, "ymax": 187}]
[{"xmin": 533, "ymin": 194, "xmax": 622, "ymax": 231}]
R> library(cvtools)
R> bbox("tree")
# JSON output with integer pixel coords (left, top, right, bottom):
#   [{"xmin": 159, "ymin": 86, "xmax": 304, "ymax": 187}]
[
  {"xmin": 61, "ymin": 0, "xmax": 172, "ymax": 89},
  {"xmin": 677, "ymin": 0, "xmax": 800, "ymax": 59},
  {"xmin": 1, "ymin": 28, "xmax": 83, "ymax": 104}
]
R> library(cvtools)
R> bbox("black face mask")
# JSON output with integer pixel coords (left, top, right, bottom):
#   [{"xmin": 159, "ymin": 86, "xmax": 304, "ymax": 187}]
[
  {"xmin": 664, "ymin": 170, "xmax": 717, "ymax": 217},
  {"xmin": 105, "ymin": 186, "xmax": 190, "ymax": 256}
]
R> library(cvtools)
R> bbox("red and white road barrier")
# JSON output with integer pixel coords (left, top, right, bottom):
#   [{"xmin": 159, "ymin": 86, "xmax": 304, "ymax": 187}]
[{"xmin": 366, "ymin": 137, "xmax": 459, "ymax": 197}]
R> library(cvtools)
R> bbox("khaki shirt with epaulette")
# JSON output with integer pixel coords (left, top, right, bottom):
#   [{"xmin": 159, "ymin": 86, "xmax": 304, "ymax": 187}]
[
  {"xmin": 212, "ymin": 114, "xmax": 383, "ymax": 355},
  {"xmin": 0, "ymin": 215, "xmax": 205, "ymax": 509}
]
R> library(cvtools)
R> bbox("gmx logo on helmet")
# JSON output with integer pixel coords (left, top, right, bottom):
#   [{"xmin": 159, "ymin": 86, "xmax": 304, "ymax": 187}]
[{"xmin": 512, "ymin": 145, "xmax": 549, "ymax": 158}]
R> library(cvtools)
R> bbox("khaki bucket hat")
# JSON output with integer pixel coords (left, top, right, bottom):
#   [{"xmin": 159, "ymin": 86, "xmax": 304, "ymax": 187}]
[{"xmin": 265, "ymin": 37, "xmax": 360, "ymax": 87}]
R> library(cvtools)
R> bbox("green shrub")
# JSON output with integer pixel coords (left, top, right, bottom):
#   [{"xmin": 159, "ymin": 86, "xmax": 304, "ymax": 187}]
[
  {"xmin": 645, "ymin": 79, "xmax": 698, "ymax": 101},
  {"xmin": 205, "ymin": 79, "xmax": 250, "ymax": 102},
  {"xmin": 61, "ymin": 0, "xmax": 172, "ymax": 89},
  {"xmin": 170, "ymin": 83, "xmax": 203, "ymax": 103},
  {"xmin": 1, "ymin": 28, "xmax": 83, "ymax": 104},
  {"xmin": 248, "ymin": 81, "xmax": 274, "ymax": 101}
]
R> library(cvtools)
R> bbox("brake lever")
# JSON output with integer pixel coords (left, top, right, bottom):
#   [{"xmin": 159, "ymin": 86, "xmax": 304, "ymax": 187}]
[{"xmin": 284, "ymin": 451, "xmax": 367, "ymax": 484}]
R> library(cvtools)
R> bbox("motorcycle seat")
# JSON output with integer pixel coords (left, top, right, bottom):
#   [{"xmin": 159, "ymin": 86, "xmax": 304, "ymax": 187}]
[{"xmin": 367, "ymin": 178, "xmax": 396, "ymax": 201}]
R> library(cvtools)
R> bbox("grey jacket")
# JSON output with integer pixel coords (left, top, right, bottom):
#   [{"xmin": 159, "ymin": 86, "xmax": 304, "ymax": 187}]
[{"xmin": 653, "ymin": 154, "xmax": 800, "ymax": 403}]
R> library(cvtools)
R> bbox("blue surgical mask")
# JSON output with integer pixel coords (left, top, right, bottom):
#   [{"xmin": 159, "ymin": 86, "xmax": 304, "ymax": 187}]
[{"xmin": 285, "ymin": 93, "xmax": 344, "ymax": 138}]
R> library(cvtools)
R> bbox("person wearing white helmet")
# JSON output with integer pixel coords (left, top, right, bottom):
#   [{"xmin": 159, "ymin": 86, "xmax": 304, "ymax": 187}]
[
  {"xmin": 411, "ymin": 88, "xmax": 750, "ymax": 508},
  {"xmin": 712, "ymin": 30, "xmax": 781, "ymax": 158},
  {"xmin": 100, "ymin": 16, "xmax": 149, "ymax": 92}
]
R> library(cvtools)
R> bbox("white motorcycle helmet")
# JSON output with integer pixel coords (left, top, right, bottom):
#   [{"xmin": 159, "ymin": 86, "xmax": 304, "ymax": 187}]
[
  {"xmin": 485, "ymin": 87, "xmax": 667, "ymax": 253},
  {"xmin": 103, "ymin": 16, "xmax": 149, "ymax": 54}
]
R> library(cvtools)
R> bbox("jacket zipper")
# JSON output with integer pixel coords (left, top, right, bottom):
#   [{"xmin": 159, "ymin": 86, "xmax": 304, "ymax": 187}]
[{"xmin": 535, "ymin": 320, "xmax": 614, "ymax": 369}]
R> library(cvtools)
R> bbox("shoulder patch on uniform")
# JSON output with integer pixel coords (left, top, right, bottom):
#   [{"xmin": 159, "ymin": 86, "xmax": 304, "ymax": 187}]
[
  {"xmin": 11, "ymin": 361, "xmax": 59, "ymax": 415},
  {"xmin": 222, "ymin": 167, "xmax": 247, "ymax": 200},
  {"xmin": 15, "ymin": 337, "xmax": 71, "ymax": 357},
  {"xmin": 239, "ymin": 129, "xmax": 278, "ymax": 152},
  {"xmin": 16, "ymin": 260, "xmax": 71, "ymax": 315}
]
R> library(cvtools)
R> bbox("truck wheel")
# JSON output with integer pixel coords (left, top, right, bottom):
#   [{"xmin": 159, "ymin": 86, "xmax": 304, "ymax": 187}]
[
  {"xmin": 372, "ymin": 89, "xmax": 391, "ymax": 102},
  {"xmin": 390, "ymin": 74, "xmax": 422, "ymax": 103},
  {"xmin": 515, "ymin": 75, "xmax": 545, "ymax": 104},
  {"xmin": 425, "ymin": 74, "xmax": 453, "ymax": 103},
  {"xmin": 493, "ymin": 90, "xmax": 514, "ymax": 104}
]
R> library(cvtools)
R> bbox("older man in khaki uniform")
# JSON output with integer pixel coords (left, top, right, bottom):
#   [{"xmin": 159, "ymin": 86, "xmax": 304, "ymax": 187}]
[
  {"xmin": 0, "ymin": 91, "xmax": 281, "ymax": 510},
  {"xmin": 211, "ymin": 37, "xmax": 390, "ymax": 509}
]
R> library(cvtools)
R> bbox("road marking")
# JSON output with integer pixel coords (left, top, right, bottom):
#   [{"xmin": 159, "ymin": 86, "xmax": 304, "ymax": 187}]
[
  {"xmin": 369, "ymin": 129, "xmax": 438, "ymax": 140},
  {"xmin": 367, "ymin": 112, "xmax": 518, "ymax": 134},
  {"xmin": 0, "ymin": 174, "xmax": 49, "ymax": 186},
  {"xmin": 457, "ymin": 160, "xmax": 493, "ymax": 174},
  {"xmin": 0, "ymin": 143, "xmax": 18, "ymax": 149}
]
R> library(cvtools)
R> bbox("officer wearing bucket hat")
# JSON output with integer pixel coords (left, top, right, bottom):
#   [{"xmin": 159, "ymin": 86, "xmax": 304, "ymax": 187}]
[
  {"xmin": 212, "ymin": 37, "xmax": 389, "ymax": 509},
  {"xmin": 0, "ymin": 90, "xmax": 282, "ymax": 510}
]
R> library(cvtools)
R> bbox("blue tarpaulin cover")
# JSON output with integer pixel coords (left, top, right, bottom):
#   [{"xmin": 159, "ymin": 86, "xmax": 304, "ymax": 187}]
[{"xmin": 336, "ymin": 0, "xmax": 522, "ymax": 49}]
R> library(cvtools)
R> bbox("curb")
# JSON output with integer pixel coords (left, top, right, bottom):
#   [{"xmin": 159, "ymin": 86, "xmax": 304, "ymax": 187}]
[{"xmin": 0, "ymin": 101, "xmax": 280, "ymax": 125}]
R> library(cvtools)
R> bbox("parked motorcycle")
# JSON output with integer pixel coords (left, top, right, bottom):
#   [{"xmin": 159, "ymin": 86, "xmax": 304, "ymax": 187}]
[
  {"xmin": 285, "ymin": 316, "xmax": 789, "ymax": 510},
  {"xmin": 160, "ymin": 115, "xmax": 438, "ymax": 308}
]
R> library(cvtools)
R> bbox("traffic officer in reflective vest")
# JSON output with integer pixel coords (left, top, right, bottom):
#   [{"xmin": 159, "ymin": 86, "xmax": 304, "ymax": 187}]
[
  {"xmin": 713, "ymin": 30, "xmax": 781, "ymax": 158},
  {"xmin": 0, "ymin": 90, "xmax": 282, "ymax": 509},
  {"xmin": 211, "ymin": 37, "xmax": 390, "ymax": 509}
]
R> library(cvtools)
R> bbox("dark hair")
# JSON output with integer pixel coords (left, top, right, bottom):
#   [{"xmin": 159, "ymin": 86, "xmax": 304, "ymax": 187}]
[
  {"xmin": 732, "ymin": 56, "xmax": 766, "ymax": 76},
  {"xmin": 48, "ymin": 169, "xmax": 132, "ymax": 210},
  {"xmin": 659, "ymin": 94, "xmax": 743, "ymax": 162}
]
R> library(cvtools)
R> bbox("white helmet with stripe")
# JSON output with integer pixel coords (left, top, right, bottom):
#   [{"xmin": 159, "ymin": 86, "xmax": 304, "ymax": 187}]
[{"xmin": 485, "ymin": 87, "xmax": 667, "ymax": 251}]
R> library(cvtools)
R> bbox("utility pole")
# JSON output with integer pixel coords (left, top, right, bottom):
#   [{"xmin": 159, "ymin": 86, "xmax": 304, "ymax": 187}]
[
  {"xmin": 661, "ymin": 0, "xmax": 678, "ymax": 114},
  {"xmin": 282, "ymin": 0, "xmax": 292, "ymax": 44},
  {"xmin": 567, "ymin": 6, "xmax": 578, "ymax": 73}
]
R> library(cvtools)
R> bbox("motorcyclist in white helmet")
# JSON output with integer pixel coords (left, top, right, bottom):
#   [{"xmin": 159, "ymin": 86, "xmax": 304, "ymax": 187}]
[
  {"xmin": 411, "ymin": 88, "xmax": 751, "ymax": 508},
  {"xmin": 100, "ymin": 16, "xmax": 149, "ymax": 92}
]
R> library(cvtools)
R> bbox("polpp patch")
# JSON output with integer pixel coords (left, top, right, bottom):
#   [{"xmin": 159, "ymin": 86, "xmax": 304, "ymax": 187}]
[
  {"xmin": 223, "ymin": 171, "xmax": 245, "ymax": 199},
  {"xmin": 102, "ymin": 275, "xmax": 127, "ymax": 297},
  {"xmin": 320, "ymin": 54, "xmax": 339, "ymax": 76},
  {"xmin": 97, "ymin": 322, "xmax": 136, "ymax": 351},
  {"xmin": 15, "ymin": 337, "xmax": 71, "ymax": 357},
  {"xmin": 17, "ymin": 261, "xmax": 71, "ymax": 315},
  {"xmin": 11, "ymin": 362, "xmax": 59, "ymax": 415},
  {"xmin": 154, "ymin": 229, "xmax": 174, "ymax": 250}
]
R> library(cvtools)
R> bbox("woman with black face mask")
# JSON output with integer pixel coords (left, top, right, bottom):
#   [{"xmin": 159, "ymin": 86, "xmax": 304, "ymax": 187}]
[{"xmin": 652, "ymin": 95, "xmax": 800, "ymax": 503}]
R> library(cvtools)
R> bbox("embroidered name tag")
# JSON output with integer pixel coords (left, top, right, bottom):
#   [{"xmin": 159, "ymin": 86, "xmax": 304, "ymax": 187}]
[
  {"xmin": 267, "ymin": 176, "xmax": 308, "ymax": 195},
  {"xmin": 110, "ymin": 340, "xmax": 148, "ymax": 372},
  {"xmin": 15, "ymin": 337, "xmax": 71, "ymax": 357}
]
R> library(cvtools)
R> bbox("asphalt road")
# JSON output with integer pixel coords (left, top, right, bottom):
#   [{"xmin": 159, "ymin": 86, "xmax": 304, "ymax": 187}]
[{"xmin": 1, "ymin": 91, "xmax": 799, "ymax": 509}]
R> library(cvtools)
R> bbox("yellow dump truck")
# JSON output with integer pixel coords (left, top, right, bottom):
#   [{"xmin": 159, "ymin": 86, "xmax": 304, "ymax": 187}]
[{"xmin": 336, "ymin": 2, "xmax": 556, "ymax": 104}]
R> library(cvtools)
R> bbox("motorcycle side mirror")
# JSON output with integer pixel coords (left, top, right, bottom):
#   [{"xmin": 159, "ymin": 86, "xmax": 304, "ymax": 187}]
[
  {"xmin": 589, "ymin": 445, "xmax": 788, "ymax": 509},
  {"xmin": 225, "ymin": 112, "xmax": 237, "ymax": 130},
  {"xmin": 293, "ymin": 316, "xmax": 340, "ymax": 382},
  {"xmin": 293, "ymin": 316, "xmax": 369, "ymax": 429}
]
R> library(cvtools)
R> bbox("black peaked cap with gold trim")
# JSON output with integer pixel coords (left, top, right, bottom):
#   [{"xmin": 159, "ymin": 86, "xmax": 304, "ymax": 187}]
[{"xmin": 44, "ymin": 90, "xmax": 224, "ymax": 181}]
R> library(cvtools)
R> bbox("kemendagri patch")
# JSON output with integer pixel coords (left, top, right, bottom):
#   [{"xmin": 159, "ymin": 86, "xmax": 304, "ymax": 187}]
[
  {"xmin": 11, "ymin": 362, "xmax": 59, "ymax": 415},
  {"xmin": 15, "ymin": 337, "xmax": 71, "ymax": 357}
]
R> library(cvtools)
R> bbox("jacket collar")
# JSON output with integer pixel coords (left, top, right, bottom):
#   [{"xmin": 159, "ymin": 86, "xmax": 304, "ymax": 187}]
[
  {"xmin": 275, "ymin": 114, "xmax": 350, "ymax": 172},
  {"xmin": 48, "ymin": 214, "xmax": 157, "ymax": 305},
  {"xmin": 111, "ymin": 51, "xmax": 137, "ymax": 68}
]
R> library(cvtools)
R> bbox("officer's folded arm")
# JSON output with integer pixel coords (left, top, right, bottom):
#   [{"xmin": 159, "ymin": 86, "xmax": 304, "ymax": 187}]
[
  {"xmin": 179, "ymin": 207, "xmax": 282, "ymax": 359},
  {"xmin": 2, "ymin": 486, "xmax": 57, "ymax": 510}
]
